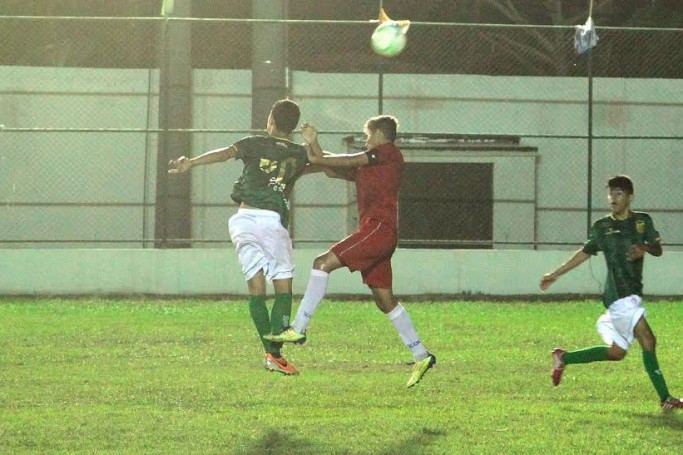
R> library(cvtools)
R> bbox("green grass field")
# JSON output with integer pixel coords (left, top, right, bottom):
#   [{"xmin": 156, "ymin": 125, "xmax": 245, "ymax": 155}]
[{"xmin": 1, "ymin": 298, "xmax": 682, "ymax": 454}]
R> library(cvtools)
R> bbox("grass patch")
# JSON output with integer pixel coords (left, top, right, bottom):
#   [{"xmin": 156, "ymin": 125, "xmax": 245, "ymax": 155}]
[{"xmin": 1, "ymin": 298, "xmax": 682, "ymax": 454}]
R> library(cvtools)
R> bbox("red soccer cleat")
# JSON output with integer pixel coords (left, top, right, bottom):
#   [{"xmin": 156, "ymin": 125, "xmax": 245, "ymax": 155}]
[
  {"xmin": 661, "ymin": 396, "xmax": 683, "ymax": 411},
  {"xmin": 264, "ymin": 353, "xmax": 299, "ymax": 375},
  {"xmin": 551, "ymin": 348, "xmax": 566, "ymax": 387}
]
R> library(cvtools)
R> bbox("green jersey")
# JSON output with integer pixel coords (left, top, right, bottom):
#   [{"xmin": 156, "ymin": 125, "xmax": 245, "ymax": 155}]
[
  {"xmin": 582, "ymin": 211, "xmax": 660, "ymax": 308},
  {"xmin": 230, "ymin": 135, "xmax": 308, "ymax": 228}
]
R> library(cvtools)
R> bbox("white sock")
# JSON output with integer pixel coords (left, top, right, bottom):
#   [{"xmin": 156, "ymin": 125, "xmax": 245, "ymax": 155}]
[
  {"xmin": 387, "ymin": 303, "xmax": 429, "ymax": 361},
  {"xmin": 292, "ymin": 269, "xmax": 329, "ymax": 333}
]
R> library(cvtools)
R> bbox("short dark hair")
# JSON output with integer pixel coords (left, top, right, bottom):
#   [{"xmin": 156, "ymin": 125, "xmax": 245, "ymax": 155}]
[
  {"xmin": 270, "ymin": 99, "xmax": 300, "ymax": 134},
  {"xmin": 364, "ymin": 115, "xmax": 399, "ymax": 142},
  {"xmin": 607, "ymin": 175, "xmax": 634, "ymax": 194}
]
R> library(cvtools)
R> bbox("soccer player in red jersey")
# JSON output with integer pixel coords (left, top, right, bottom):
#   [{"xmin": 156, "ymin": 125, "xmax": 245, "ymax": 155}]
[{"xmin": 265, "ymin": 115, "xmax": 436, "ymax": 387}]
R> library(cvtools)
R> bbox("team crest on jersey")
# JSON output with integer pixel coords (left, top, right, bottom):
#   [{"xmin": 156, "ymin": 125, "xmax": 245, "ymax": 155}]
[
  {"xmin": 636, "ymin": 219, "xmax": 646, "ymax": 234},
  {"xmin": 260, "ymin": 158, "xmax": 278, "ymax": 173}
]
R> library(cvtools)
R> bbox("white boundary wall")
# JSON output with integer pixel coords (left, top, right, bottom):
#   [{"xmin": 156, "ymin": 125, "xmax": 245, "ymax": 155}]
[{"xmin": 1, "ymin": 249, "xmax": 681, "ymax": 297}]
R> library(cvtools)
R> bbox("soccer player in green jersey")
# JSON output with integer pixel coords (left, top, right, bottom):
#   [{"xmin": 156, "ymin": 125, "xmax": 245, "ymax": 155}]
[
  {"xmin": 168, "ymin": 99, "xmax": 314, "ymax": 376},
  {"xmin": 540, "ymin": 175, "xmax": 683, "ymax": 410}
]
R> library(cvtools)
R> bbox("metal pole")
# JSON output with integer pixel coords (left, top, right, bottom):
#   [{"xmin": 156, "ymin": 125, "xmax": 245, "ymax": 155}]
[
  {"xmin": 586, "ymin": 40, "xmax": 594, "ymax": 236},
  {"xmin": 586, "ymin": 0, "xmax": 595, "ymax": 236},
  {"xmin": 378, "ymin": 72, "xmax": 384, "ymax": 114},
  {"xmin": 155, "ymin": 0, "xmax": 193, "ymax": 248},
  {"xmin": 252, "ymin": 0, "xmax": 288, "ymax": 129}
]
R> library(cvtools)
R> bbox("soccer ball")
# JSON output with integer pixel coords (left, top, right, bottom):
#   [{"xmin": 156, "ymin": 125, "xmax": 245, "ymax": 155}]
[{"xmin": 371, "ymin": 21, "xmax": 406, "ymax": 57}]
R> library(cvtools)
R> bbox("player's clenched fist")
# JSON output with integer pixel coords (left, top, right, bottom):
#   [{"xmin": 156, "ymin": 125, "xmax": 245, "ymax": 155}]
[
  {"xmin": 539, "ymin": 272, "xmax": 557, "ymax": 291},
  {"xmin": 168, "ymin": 156, "xmax": 192, "ymax": 173},
  {"xmin": 300, "ymin": 123, "xmax": 318, "ymax": 144}
]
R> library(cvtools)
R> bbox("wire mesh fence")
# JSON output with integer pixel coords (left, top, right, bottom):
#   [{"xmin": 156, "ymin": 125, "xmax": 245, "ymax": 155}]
[{"xmin": 0, "ymin": 15, "xmax": 681, "ymax": 249}]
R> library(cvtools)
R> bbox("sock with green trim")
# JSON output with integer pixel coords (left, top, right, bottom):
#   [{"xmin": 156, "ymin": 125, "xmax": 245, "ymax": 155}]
[
  {"xmin": 643, "ymin": 350, "xmax": 670, "ymax": 402},
  {"xmin": 248, "ymin": 295, "xmax": 279, "ymax": 356},
  {"xmin": 563, "ymin": 346, "xmax": 609, "ymax": 364}
]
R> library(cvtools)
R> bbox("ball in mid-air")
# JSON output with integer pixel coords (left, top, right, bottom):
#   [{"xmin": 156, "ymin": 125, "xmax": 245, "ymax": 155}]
[{"xmin": 371, "ymin": 21, "xmax": 406, "ymax": 57}]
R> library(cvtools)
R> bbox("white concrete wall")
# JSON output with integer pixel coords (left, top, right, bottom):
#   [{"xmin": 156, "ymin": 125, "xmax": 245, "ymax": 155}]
[
  {"xmin": 1, "ymin": 248, "xmax": 681, "ymax": 297},
  {"xmin": 0, "ymin": 67, "xmax": 159, "ymax": 247}
]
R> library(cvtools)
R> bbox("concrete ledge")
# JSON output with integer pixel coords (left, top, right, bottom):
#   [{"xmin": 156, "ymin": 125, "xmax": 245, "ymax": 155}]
[{"xmin": 1, "ymin": 248, "xmax": 681, "ymax": 297}]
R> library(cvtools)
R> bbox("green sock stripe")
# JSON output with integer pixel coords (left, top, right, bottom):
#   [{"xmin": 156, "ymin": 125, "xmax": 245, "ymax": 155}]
[
  {"xmin": 643, "ymin": 350, "xmax": 669, "ymax": 402},
  {"xmin": 271, "ymin": 293, "xmax": 293, "ymax": 335},
  {"xmin": 563, "ymin": 346, "xmax": 609, "ymax": 365},
  {"xmin": 248, "ymin": 295, "xmax": 278, "ymax": 355}
]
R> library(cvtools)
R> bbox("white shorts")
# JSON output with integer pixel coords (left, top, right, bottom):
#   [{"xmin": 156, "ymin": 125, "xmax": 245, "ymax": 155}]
[
  {"xmin": 228, "ymin": 208, "xmax": 294, "ymax": 282},
  {"xmin": 596, "ymin": 295, "xmax": 646, "ymax": 350}
]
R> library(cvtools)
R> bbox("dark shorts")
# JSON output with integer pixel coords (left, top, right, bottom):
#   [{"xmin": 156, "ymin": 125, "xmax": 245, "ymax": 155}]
[{"xmin": 330, "ymin": 218, "xmax": 397, "ymax": 289}]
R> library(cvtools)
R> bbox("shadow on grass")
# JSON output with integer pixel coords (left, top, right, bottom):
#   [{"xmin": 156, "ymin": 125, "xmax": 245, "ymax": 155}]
[
  {"xmin": 234, "ymin": 427, "xmax": 447, "ymax": 455},
  {"xmin": 235, "ymin": 429, "xmax": 317, "ymax": 455},
  {"xmin": 634, "ymin": 411, "xmax": 683, "ymax": 429},
  {"xmin": 378, "ymin": 427, "xmax": 447, "ymax": 455}
]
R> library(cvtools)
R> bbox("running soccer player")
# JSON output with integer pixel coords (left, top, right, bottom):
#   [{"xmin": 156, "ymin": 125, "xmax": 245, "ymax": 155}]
[
  {"xmin": 540, "ymin": 175, "xmax": 683, "ymax": 410},
  {"xmin": 169, "ymin": 99, "xmax": 313, "ymax": 376},
  {"xmin": 265, "ymin": 115, "xmax": 436, "ymax": 388}
]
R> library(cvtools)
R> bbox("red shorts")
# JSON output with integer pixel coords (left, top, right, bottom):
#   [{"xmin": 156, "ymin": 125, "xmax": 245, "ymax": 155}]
[{"xmin": 330, "ymin": 218, "xmax": 397, "ymax": 289}]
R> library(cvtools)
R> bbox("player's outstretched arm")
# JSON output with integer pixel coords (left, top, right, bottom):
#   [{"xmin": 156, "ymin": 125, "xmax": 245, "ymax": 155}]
[
  {"xmin": 299, "ymin": 136, "xmax": 349, "ymax": 179},
  {"xmin": 310, "ymin": 150, "xmax": 369, "ymax": 168},
  {"xmin": 301, "ymin": 123, "xmax": 369, "ymax": 168},
  {"xmin": 540, "ymin": 249, "xmax": 590, "ymax": 291},
  {"xmin": 300, "ymin": 162, "xmax": 327, "ymax": 176},
  {"xmin": 168, "ymin": 146, "xmax": 236, "ymax": 174}
]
